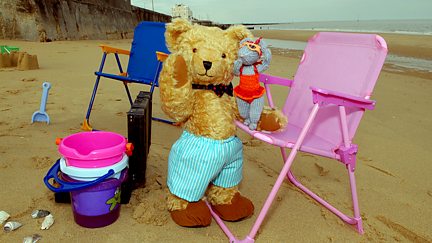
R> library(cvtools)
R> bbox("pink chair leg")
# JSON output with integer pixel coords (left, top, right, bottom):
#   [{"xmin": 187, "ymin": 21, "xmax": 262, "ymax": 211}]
[
  {"xmin": 280, "ymin": 148, "xmax": 364, "ymax": 233},
  {"xmin": 206, "ymin": 202, "xmax": 243, "ymax": 242},
  {"xmin": 347, "ymin": 163, "xmax": 364, "ymax": 233}
]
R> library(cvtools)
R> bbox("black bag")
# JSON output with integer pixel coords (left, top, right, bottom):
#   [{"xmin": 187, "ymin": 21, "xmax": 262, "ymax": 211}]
[{"xmin": 121, "ymin": 91, "xmax": 152, "ymax": 203}]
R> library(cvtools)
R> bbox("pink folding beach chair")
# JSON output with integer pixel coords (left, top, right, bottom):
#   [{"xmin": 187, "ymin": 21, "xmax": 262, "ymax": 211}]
[{"xmin": 208, "ymin": 32, "xmax": 388, "ymax": 242}]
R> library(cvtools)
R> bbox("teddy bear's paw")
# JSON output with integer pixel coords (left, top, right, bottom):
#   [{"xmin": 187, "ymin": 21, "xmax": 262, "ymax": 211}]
[
  {"xmin": 258, "ymin": 108, "xmax": 288, "ymax": 132},
  {"xmin": 211, "ymin": 193, "xmax": 254, "ymax": 222},
  {"xmin": 173, "ymin": 55, "xmax": 189, "ymax": 88},
  {"xmin": 170, "ymin": 200, "xmax": 212, "ymax": 227}
]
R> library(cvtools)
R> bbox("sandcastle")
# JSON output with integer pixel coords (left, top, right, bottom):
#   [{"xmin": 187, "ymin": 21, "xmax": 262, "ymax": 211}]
[{"xmin": 0, "ymin": 52, "xmax": 39, "ymax": 70}]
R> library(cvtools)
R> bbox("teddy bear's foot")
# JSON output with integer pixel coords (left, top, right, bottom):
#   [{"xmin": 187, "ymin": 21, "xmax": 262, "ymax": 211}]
[
  {"xmin": 211, "ymin": 193, "xmax": 254, "ymax": 222},
  {"xmin": 170, "ymin": 200, "xmax": 212, "ymax": 227}
]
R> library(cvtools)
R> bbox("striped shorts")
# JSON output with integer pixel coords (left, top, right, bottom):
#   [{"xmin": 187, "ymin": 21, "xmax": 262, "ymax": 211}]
[{"xmin": 167, "ymin": 130, "xmax": 243, "ymax": 202}]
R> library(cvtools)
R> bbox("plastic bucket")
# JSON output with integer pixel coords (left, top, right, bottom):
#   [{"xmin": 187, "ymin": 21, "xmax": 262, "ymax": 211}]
[
  {"xmin": 44, "ymin": 156, "xmax": 128, "ymax": 228},
  {"xmin": 57, "ymin": 131, "xmax": 132, "ymax": 168},
  {"xmin": 64, "ymin": 156, "xmax": 128, "ymax": 228},
  {"xmin": 44, "ymin": 131, "xmax": 133, "ymax": 228}
]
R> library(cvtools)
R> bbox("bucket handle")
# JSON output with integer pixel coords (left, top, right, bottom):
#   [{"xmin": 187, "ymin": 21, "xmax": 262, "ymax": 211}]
[{"xmin": 43, "ymin": 159, "xmax": 115, "ymax": 193}]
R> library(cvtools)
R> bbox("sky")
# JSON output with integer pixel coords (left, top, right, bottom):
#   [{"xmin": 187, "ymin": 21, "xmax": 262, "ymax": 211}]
[{"xmin": 131, "ymin": 0, "xmax": 432, "ymax": 24}]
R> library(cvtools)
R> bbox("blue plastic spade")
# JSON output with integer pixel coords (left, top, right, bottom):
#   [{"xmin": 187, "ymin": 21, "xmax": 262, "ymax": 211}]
[{"xmin": 31, "ymin": 82, "xmax": 51, "ymax": 124}]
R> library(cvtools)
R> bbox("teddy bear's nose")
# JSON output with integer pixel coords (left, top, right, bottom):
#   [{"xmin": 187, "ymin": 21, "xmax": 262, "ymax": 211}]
[{"xmin": 203, "ymin": 61, "xmax": 212, "ymax": 71}]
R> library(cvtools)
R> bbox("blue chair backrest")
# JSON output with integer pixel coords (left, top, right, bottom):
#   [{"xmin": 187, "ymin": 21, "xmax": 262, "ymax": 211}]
[{"xmin": 127, "ymin": 21, "xmax": 170, "ymax": 85}]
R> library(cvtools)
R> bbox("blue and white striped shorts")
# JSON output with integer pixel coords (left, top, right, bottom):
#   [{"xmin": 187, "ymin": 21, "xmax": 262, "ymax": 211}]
[{"xmin": 167, "ymin": 130, "xmax": 243, "ymax": 202}]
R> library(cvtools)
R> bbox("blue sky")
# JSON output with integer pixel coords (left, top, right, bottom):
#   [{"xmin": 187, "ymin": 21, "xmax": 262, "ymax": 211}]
[{"xmin": 131, "ymin": 0, "xmax": 432, "ymax": 24}]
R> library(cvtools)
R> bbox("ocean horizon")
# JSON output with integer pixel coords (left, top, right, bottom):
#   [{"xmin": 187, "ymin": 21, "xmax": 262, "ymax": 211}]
[{"xmin": 248, "ymin": 19, "xmax": 432, "ymax": 36}]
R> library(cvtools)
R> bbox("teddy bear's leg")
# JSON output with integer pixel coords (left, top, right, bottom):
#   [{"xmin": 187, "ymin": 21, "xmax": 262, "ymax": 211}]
[
  {"xmin": 236, "ymin": 97, "xmax": 251, "ymax": 125},
  {"xmin": 206, "ymin": 184, "xmax": 254, "ymax": 221},
  {"xmin": 248, "ymin": 96, "xmax": 265, "ymax": 130},
  {"xmin": 167, "ymin": 131, "xmax": 226, "ymax": 227},
  {"xmin": 205, "ymin": 137, "xmax": 254, "ymax": 221},
  {"xmin": 167, "ymin": 191, "xmax": 211, "ymax": 227}
]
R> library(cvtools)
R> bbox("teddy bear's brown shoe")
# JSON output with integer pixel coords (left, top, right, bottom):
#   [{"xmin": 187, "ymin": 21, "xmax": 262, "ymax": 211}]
[
  {"xmin": 211, "ymin": 193, "xmax": 254, "ymax": 221},
  {"xmin": 170, "ymin": 200, "xmax": 212, "ymax": 227}
]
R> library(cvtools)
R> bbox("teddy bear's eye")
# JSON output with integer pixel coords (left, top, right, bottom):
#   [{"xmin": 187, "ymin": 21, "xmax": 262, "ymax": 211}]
[
  {"xmin": 193, "ymin": 48, "xmax": 197, "ymax": 53},
  {"xmin": 221, "ymin": 53, "xmax": 226, "ymax": 58}
]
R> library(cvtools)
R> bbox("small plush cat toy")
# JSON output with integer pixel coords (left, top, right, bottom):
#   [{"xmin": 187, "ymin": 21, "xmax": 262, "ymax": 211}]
[{"xmin": 233, "ymin": 37, "xmax": 271, "ymax": 130}]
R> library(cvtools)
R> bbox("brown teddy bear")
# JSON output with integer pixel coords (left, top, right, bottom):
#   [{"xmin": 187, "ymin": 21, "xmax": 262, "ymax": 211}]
[{"xmin": 158, "ymin": 18, "xmax": 286, "ymax": 227}]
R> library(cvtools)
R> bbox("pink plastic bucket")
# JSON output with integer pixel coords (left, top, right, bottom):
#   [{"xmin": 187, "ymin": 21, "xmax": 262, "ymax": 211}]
[{"xmin": 57, "ymin": 131, "xmax": 131, "ymax": 168}]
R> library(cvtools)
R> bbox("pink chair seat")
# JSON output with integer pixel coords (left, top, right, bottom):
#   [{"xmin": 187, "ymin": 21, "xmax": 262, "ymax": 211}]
[{"xmin": 236, "ymin": 121, "xmax": 338, "ymax": 159}]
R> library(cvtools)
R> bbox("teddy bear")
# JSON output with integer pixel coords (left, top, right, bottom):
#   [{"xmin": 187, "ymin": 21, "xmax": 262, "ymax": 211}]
[
  {"xmin": 233, "ymin": 37, "xmax": 271, "ymax": 130},
  {"xmin": 158, "ymin": 18, "xmax": 287, "ymax": 227}
]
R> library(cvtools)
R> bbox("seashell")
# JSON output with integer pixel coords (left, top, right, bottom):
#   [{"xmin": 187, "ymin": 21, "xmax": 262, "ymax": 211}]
[
  {"xmin": 0, "ymin": 211, "xmax": 10, "ymax": 225},
  {"xmin": 23, "ymin": 234, "xmax": 42, "ymax": 243},
  {"xmin": 41, "ymin": 214, "xmax": 54, "ymax": 230},
  {"xmin": 3, "ymin": 221, "xmax": 22, "ymax": 232},
  {"xmin": 31, "ymin": 210, "xmax": 51, "ymax": 219}
]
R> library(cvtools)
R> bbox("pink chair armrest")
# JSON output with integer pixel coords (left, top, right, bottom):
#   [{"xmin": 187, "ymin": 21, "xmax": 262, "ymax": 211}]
[
  {"xmin": 310, "ymin": 86, "xmax": 376, "ymax": 110},
  {"xmin": 259, "ymin": 73, "xmax": 293, "ymax": 87},
  {"xmin": 259, "ymin": 73, "xmax": 293, "ymax": 109}
]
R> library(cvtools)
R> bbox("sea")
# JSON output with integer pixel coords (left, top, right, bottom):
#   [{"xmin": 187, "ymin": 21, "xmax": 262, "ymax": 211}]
[
  {"xmin": 249, "ymin": 19, "xmax": 432, "ymax": 73},
  {"xmin": 250, "ymin": 19, "xmax": 432, "ymax": 35}
]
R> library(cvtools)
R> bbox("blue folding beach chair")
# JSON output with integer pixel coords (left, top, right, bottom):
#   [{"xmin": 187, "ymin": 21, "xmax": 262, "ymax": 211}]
[{"xmin": 82, "ymin": 21, "xmax": 171, "ymax": 131}]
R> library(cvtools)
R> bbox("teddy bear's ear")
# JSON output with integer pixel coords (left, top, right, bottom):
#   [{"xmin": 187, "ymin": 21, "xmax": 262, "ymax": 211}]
[
  {"xmin": 224, "ymin": 25, "xmax": 253, "ymax": 42},
  {"xmin": 165, "ymin": 18, "xmax": 192, "ymax": 52}
]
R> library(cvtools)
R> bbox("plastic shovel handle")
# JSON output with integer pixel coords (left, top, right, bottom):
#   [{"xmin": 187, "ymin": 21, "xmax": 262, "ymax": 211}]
[
  {"xmin": 39, "ymin": 82, "xmax": 51, "ymax": 112},
  {"xmin": 43, "ymin": 159, "xmax": 114, "ymax": 193}
]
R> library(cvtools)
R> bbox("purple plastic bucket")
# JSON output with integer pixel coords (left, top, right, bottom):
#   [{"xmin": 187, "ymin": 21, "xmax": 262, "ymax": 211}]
[
  {"xmin": 63, "ymin": 168, "xmax": 128, "ymax": 228},
  {"xmin": 45, "ymin": 155, "xmax": 129, "ymax": 228}
]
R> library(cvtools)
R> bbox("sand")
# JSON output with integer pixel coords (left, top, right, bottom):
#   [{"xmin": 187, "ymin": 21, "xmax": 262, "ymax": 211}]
[{"xmin": 0, "ymin": 31, "xmax": 431, "ymax": 242}]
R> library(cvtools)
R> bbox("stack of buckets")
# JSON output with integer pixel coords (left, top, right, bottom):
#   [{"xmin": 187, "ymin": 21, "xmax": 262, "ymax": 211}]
[{"xmin": 44, "ymin": 131, "xmax": 133, "ymax": 228}]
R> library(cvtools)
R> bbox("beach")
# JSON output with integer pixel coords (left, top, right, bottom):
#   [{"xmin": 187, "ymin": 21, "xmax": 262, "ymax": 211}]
[{"xmin": 0, "ymin": 30, "xmax": 431, "ymax": 242}]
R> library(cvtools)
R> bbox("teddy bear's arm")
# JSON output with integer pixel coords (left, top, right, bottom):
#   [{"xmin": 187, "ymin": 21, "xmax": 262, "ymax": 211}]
[{"xmin": 159, "ymin": 54, "xmax": 194, "ymax": 122}]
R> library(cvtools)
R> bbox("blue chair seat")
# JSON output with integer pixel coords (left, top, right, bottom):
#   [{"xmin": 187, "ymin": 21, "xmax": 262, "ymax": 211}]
[{"xmin": 94, "ymin": 72, "xmax": 159, "ymax": 86}]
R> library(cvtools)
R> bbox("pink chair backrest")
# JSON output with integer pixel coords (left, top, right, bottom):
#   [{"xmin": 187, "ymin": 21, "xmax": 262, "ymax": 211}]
[{"xmin": 283, "ymin": 32, "xmax": 387, "ymax": 147}]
